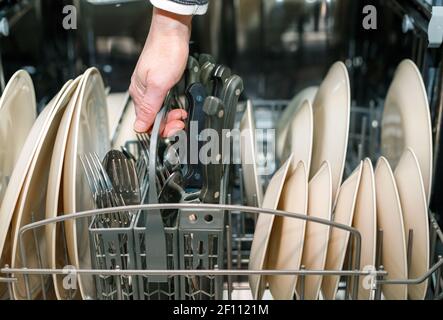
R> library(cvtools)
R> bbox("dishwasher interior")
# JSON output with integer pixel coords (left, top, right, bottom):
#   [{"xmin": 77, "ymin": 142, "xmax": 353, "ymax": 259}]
[{"xmin": 0, "ymin": 0, "xmax": 443, "ymax": 300}]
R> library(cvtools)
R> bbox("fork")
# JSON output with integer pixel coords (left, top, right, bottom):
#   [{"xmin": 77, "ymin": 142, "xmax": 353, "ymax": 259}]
[
  {"xmin": 103, "ymin": 150, "xmax": 141, "ymax": 206},
  {"xmin": 80, "ymin": 153, "xmax": 129, "ymax": 227}
]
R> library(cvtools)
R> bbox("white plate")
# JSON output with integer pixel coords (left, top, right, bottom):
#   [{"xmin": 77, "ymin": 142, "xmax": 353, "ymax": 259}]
[
  {"xmin": 63, "ymin": 68, "xmax": 110, "ymax": 299},
  {"xmin": 310, "ymin": 62, "xmax": 350, "ymax": 205},
  {"xmin": 375, "ymin": 157, "xmax": 408, "ymax": 300},
  {"xmin": 381, "ymin": 59, "xmax": 433, "ymax": 202},
  {"xmin": 0, "ymin": 70, "xmax": 36, "ymax": 205},
  {"xmin": 394, "ymin": 148, "xmax": 429, "ymax": 300},
  {"xmin": 281, "ymin": 100, "xmax": 313, "ymax": 175},
  {"xmin": 248, "ymin": 155, "xmax": 293, "ymax": 300},
  {"xmin": 349, "ymin": 158, "xmax": 377, "ymax": 300},
  {"xmin": 112, "ymin": 99, "xmax": 136, "ymax": 149},
  {"xmin": 0, "ymin": 70, "xmax": 36, "ymax": 299},
  {"xmin": 322, "ymin": 162, "xmax": 362, "ymax": 300},
  {"xmin": 240, "ymin": 101, "xmax": 263, "ymax": 207},
  {"xmin": 277, "ymin": 87, "xmax": 318, "ymax": 162},
  {"xmin": 9, "ymin": 80, "xmax": 78, "ymax": 300},
  {"xmin": 107, "ymin": 92, "xmax": 129, "ymax": 142},
  {"xmin": 46, "ymin": 77, "xmax": 84, "ymax": 300},
  {"xmin": 267, "ymin": 161, "xmax": 308, "ymax": 300},
  {"xmin": 296, "ymin": 161, "xmax": 332, "ymax": 300}
]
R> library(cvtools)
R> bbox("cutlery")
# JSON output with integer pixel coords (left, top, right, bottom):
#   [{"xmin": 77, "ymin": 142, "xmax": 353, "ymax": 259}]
[
  {"xmin": 103, "ymin": 150, "xmax": 141, "ymax": 207},
  {"xmin": 198, "ymin": 53, "xmax": 215, "ymax": 66},
  {"xmin": 184, "ymin": 82, "xmax": 208, "ymax": 187},
  {"xmin": 199, "ymin": 96, "xmax": 225, "ymax": 204},
  {"xmin": 211, "ymin": 65, "xmax": 231, "ymax": 98},
  {"xmin": 186, "ymin": 56, "xmax": 200, "ymax": 89}
]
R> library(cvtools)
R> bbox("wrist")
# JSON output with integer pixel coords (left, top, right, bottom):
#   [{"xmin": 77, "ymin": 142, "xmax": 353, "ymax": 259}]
[{"xmin": 151, "ymin": 8, "xmax": 192, "ymax": 40}]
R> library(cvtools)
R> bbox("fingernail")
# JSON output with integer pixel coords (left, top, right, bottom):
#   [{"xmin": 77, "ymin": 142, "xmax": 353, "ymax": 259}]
[{"xmin": 134, "ymin": 120, "xmax": 147, "ymax": 133}]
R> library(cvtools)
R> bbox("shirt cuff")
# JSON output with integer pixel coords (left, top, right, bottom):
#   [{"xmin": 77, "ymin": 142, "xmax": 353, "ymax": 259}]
[{"xmin": 150, "ymin": 0, "xmax": 208, "ymax": 15}]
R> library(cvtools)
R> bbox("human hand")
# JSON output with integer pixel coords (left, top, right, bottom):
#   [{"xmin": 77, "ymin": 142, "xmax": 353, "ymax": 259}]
[{"xmin": 129, "ymin": 8, "xmax": 192, "ymax": 137}]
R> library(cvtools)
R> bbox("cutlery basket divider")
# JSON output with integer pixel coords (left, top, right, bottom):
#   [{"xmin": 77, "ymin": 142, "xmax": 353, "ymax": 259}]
[
  {"xmin": 178, "ymin": 208, "xmax": 225, "ymax": 300},
  {"xmin": 133, "ymin": 211, "xmax": 180, "ymax": 300},
  {"xmin": 88, "ymin": 213, "xmax": 139, "ymax": 300}
]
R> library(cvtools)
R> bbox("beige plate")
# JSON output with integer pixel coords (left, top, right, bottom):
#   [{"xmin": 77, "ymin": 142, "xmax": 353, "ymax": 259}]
[
  {"xmin": 394, "ymin": 148, "xmax": 429, "ymax": 300},
  {"xmin": 310, "ymin": 62, "xmax": 350, "ymax": 205},
  {"xmin": 112, "ymin": 99, "xmax": 136, "ymax": 149},
  {"xmin": 0, "ymin": 71, "xmax": 36, "ymax": 204},
  {"xmin": 46, "ymin": 76, "xmax": 84, "ymax": 300},
  {"xmin": 381, "ymin": 59, "xmax": 433, "ymax": 202},
  {"xmin": 63, "ymin": 68, "xmax": 110, "ymax": 299},
  {"xmin": 281, "ymin": 100, "xmax": 314, "ymax": 175},
  {"xmin": 248, "ymin": 155, "xmax": 293, "ymax": 300},
  {"xmin": 375, "ymin": 157, "xmax": 408, "ymax": 300},
  {"xmin": 267, "ymin": 161, "xmax": 308, "ymax": 300},
  {"xmin": 0, "ymin": 70, "xmax": 36, "ymax": 299},
  {"xmin": 322, "ymin": 162, "xmax": 362, "ymax": 300},
  {"xmin": 276, "ymin": 87, "xmax": 318, "ymax": 162},
  {"xmin": 9, "ymin": 80, "xmax": 77, "ymax": 300},
  {"xmin": 240, "ymin": 101, "xmax": 263, "ymax": 207},
  {"xmin": 349, "ymin": 158, "xmax": 377, "ymax": 300},
  {"xmin": 296, "ymin": 161, "xmax": 332, "ymax": 300},
  {"xmin": 107, "ymin": 92, "xmax": 129, "ymax": 142}
]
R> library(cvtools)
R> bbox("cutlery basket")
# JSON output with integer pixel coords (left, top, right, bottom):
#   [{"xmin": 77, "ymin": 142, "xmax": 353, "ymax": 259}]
[
  {"xmin": 133, "ymin": 210, "xmax": 180, "ymax": 300},
  {"xmin": 88, "ymin": 213, "xmax": 139, "ymax": 300},
  {"xmin": 178, "ymin": 208, "xmax": 225, "ymax": 300}
]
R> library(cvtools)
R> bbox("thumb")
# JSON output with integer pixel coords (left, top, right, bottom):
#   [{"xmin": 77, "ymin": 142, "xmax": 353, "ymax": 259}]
[{"xmin": 133, "ymin": 82, "xmax": 168, "ymax": 133}]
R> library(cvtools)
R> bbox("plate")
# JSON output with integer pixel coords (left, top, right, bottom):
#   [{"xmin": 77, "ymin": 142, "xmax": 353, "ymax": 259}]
[
  {"xmin": 310, "ymin": 62, "xmax": 350, "ymax": 205},
  {"xmin": 46, "ymin": 77, "xmax": 85, "ymax": 300},
  {"xmin": 349, "ymin": 158, "xmax": 377, "ymax": 300},
  {"xmin": 276, "ymin": 86, "xmax": 318, "ymax": 161},
  {"xmin": 394, "ymin": 148, "xmax": 429, "ymax": 300},
  {"xmin": 322, "ymin": 162, "xmax": 362, "ymax": 300},
  {"xmin": 0, "ymin": 70, "xmax": 36, "ymax": 205},
  {"xmin": 267, "ymin": 161, "xmax": 308, "ymax": 300},
  {"xmin": 9, "ymin": 80, "xmax": 78, "ymax": 300},
  {"xmin": 281, "ymin": 100, "xmax": 313, "ymax": 174},
  {"xmin": 381, "ymin": 59, "xmax": 433, "ymax": 202},
  {"xmin": 374, "ymin": 157, "xmax": 408, "ymax": 300},
  {"xmin": 112, "ymin": 99, "xmax": 136, "ymax": 149},
  {"xmin": 296, "ymin": 161, "xmax": 332, "ymax": 300},
  {"xmin": 106, "ymin": 92, "xmax": 129, "ymax": 142},
  {"xmin": 248, "ymin": 154, "xmax": 293, "ymax": 300},
  {"xmin": 240, "ymin": 100, "xmax": 264, "ymax": 207},
  {"xmin": 63, "ymin": 68, "xmax": 110, "ymax": 299},
  {"xmin": 0, "ymin": 70, "xmax": 36, "ymax": 299}
]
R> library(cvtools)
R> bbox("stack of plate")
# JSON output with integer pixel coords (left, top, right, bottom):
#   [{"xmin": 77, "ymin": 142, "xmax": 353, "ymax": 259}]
[
  {"xmin": 0, "ymin": 68, "xmax": 110, "ymax": 300},
  {"xmin": 246, "ymin": 59, "xmax": 431, "ymax": 300}
]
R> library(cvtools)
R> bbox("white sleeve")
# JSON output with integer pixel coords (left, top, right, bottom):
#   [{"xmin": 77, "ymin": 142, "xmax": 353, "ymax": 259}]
[{"xmin": 150, "ymin": 0, "xmax": 208, "ymax": 15}]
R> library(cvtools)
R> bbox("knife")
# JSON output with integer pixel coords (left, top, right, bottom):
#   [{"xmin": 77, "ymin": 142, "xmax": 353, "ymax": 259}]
[
  {"xmin": 184, "ymin": 82, "xmax": 208, "ymax": 188},
  {"xmin": 199, "ymin": 96, "xmax": 225, "ymax": 204},
  {"xmin": 186, "ymin": 56, "xmax": 200, "ymax": 89},
  {"xmin": 198, "ymin": 53, "xmax": 215, "ymax": 66},
  {"xmin": 200, "ymin": 61, "xmax": 216, "ymax": 93},
  {"xmin": 211, "ymin": 65, "xmax": 231, "ymax": 98}
]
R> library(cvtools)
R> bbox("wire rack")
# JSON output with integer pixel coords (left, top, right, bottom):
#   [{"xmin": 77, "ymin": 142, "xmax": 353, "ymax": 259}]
[
  {"xmin": 0, "ymin": 203, "xmax": 442, "ymax": 300},
  {"xmin": 0, "ymin": 98, "xmax": 442, "ymax": 300}
]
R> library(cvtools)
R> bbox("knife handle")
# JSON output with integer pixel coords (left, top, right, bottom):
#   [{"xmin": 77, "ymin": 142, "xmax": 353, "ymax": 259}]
[
  {"xmin": 186, "ymin": 56, "xmax": 200, "ymax": 89},
  {"xmin": 198, "ymin": 53, "xmax": 215, "ymax": 66},
  {"xmin": 184, "ymin": 83, "xmax": 207, "ymax": 187},
  {"xmin": 199, "ymin": 96, "xmax": 225, "ymax": 204},
  {"xmin": 212, "ymin": 65, "xmax": 232, "ymax": 98}
]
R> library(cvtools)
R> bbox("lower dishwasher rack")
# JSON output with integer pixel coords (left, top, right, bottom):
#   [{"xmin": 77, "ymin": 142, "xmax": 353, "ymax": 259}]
[{"xmin": 1, "ymin": 203, "xmax": 442, "ymax": 300}]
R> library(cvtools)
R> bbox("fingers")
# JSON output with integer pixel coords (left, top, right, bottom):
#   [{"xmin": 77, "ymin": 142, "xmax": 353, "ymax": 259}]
[
  {"xmin": 161, "ymin": 109, "xmax": 187, "ymax": 137},
  {"xmin": 163, "ymin": 119, "xmax": 185, "ymax": 137},
  {"xmin": 130, "ymin": 74, "xmax": 169, "ymax": 133},
  {"xmin": 167, "ymin": 109, "xmax": 187, "ymax": 123}
]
